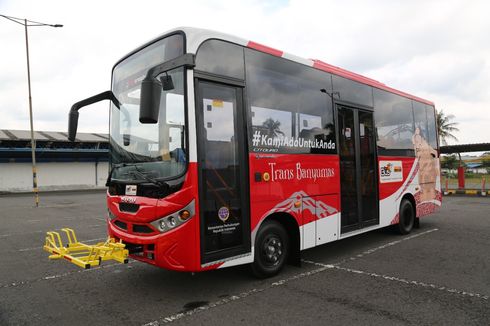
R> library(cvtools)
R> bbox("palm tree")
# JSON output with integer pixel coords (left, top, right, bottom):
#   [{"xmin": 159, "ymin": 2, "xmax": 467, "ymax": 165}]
[
  {"xmin": 436, "ymin": 109, "xmax": 459, "ymax": 145},
  {"xmin": 262, "ymin": 118, "xmax": 284, "ymax": 138}
]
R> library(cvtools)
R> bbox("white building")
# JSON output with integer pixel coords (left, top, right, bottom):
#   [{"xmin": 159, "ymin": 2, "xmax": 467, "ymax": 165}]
[{"xmin": 0, "ymin": 129, "xmax": 109, "ymax": 193}]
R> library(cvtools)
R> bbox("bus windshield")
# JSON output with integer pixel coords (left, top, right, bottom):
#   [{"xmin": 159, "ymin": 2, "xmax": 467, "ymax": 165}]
[{"xmin": 109, "ymin": 34, "xmax": 187, "ymax": 183}]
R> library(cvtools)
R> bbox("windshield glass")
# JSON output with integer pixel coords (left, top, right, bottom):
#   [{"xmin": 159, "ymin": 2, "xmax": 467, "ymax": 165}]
[{"xmin": 110, "ymin": 34, "xmax": 187, "ymax": 182}]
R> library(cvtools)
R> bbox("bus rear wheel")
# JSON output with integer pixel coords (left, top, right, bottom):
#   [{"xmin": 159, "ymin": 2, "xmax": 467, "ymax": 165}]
[
  {"xmin": 397, "ymin": 199, "xmax": 415, "ymax": 235},
  {"xmin": 251, "ymin": 220, "xmax": 289, "ymax": 278}
]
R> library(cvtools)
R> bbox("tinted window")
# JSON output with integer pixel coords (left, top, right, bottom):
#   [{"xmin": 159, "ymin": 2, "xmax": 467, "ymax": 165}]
[
  {"xmin": 196, "ymin": 40, "xmax": 245, "ymax": 80},
  {"xmin": 413, "ymin": 101, "xmax": 429, "ymax": 144},
  {"xmin": 374, "ymin": 89, "xmax": 415, "ymax": 156},
  {"xmin": 413, "ymin": 101, "xmax": 438, "ymax": 150},
  {"xmin": 426, "ymin": 105, "xmax": 438, "ymax": 149},
  {"xmin": 332, "ymin": 75, "xmax": 374, "ymax": 107},
  {"xmin": 245, "ymin": 49, "xmax": 336, "ymax": 154}
]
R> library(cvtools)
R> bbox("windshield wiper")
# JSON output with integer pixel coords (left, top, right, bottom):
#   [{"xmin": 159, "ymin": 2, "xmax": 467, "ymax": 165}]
[
  {"xmin": 131, "ymin": 165, "xmax": 169, "ymax": 190},
  {"xmin": 106, "ymin": 163, "xmax": 169, "ymax": 190}
]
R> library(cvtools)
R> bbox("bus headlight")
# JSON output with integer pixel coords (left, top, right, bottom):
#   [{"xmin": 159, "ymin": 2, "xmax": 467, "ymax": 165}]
[
  {"xmin": 151, "ymin": 199, "xmax": 195, "ymax": 233},
  {"xmin": 168, "ymin": 216, "xmax": 177, "ymax": 227}
]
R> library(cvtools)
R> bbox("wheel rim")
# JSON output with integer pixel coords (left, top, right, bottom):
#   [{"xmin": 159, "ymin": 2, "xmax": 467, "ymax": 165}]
[{"xmin": 261, "ymin": 234, "xmax": 283, "ymax": 267}]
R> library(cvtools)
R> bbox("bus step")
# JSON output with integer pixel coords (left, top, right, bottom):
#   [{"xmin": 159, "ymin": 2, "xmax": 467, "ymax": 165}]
[{"xmin": 43, "ymin": 228, "xmax": 129, "ymax": 269}]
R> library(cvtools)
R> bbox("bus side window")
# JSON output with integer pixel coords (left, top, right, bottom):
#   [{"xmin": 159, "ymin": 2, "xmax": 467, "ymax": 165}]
[
  {"xmin": 374, "ymin": 89, "xmax": 415, "ymax": 156},
  {"xmin": 245, "ymin": 48, "xmax": 336, "ymax": 154}
]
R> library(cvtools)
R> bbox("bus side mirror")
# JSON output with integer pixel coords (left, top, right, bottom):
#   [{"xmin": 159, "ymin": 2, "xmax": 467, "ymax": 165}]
[
  {"xmin": 123, "ymin": 134, "xmax": 131, "ymax": 146},
  {"xmin": 68, "ymin": 91, "xmax": 120, "ymax": 141},
  {"xmin": 139, "ymin": 77, "xmax": 161, "ymax": 124},
  {"xmin": 161, "ymin": 75, "xmax": 174, "ymax": 91},
  {"xmin": 68, "ymin": 110, "xmax": 79, "ymax": 141}
]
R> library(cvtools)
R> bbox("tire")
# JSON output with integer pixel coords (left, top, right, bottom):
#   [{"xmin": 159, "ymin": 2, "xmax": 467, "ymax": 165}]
[
  {"xmin": 251, "ymin": 220, "xmax": 289, "ymax": 278},
  {"xmin": 398, "ymin": 199, "xmax": 415, "ymax": 235}
]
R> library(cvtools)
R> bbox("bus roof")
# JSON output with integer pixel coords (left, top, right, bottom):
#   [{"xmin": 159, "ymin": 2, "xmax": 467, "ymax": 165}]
[{"xmin": 130, "ymin": 27, "xmax": 435, "ymax": 106}]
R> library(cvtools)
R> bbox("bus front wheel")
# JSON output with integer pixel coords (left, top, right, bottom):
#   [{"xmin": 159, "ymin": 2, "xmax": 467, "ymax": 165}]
[
  {"xmin": 398, "ymin": 199, "xmax": 415, "ymax": 235},
  {"xmin": 251, "ymin": 220, "xmax": 289, "ymax": 278}
]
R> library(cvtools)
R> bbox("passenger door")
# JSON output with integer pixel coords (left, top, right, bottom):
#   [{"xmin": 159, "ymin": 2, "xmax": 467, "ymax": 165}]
[
  {"xmin": 196, "ymin": 80, "xmax": 250, "ymax": 264},
  {"xmin": 337, "ymin": 105, "xmax": 378, "ymax": 233}
]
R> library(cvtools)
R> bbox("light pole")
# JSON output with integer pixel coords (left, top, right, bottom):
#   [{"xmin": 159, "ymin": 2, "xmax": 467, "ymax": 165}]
[{"xmin": 1, "ymin": 14, "xmax": 62, "ymax": 207}]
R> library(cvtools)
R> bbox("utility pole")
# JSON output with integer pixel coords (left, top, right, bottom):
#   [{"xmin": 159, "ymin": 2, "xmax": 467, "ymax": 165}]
[{"xmin": 1, "ymin": 14, "xmax": 63, "ymax": 206}]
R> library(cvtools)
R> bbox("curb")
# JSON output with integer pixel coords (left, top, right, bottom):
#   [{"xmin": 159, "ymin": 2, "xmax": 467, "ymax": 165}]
[
  {"xmin": 443, "ymin": 189, "xmax": 487, "ymax": 196},
  {"xmin": 0, "ymin": 187, "xmax": 107, "ymax": 197}
]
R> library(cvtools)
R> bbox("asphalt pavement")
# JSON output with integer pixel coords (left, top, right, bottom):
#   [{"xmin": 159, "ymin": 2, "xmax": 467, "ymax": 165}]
[{"xmin": 0, "ymin": 192, "xmax": 488, "ymax": 325}]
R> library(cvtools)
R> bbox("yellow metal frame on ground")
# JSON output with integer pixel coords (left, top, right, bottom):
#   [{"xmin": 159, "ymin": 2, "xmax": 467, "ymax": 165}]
[{"xmin": 43, "ymin": 228, "xmax": 128, "ymax": 269}]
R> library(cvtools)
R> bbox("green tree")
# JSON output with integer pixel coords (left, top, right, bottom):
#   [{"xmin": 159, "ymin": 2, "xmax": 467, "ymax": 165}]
[
  {"xmin": 441, "ymin": 155, "xmax": 458, "ymax": 169},
  {"xmin": 481, "ymin": 157, "xmax": 490, "ymax": 168},
  {"xmin": 262, "ymin": 118, "xmax": 284, "ymax": 138},
  {"xmin": 436, "ymin": 109, "xmax": 459, "ymax": 145}
]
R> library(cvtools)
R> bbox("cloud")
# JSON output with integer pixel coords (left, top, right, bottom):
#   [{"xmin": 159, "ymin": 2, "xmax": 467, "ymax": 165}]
[{"xmin": 0, "ymin": 0, "xmax": 489, "ymax": 146}]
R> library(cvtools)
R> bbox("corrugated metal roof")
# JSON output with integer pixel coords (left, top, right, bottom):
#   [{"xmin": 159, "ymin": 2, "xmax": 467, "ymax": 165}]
[
  {"xmin": 8, "ymin": 130, "xmax": 49, "ymax": 141},
  {"xmin": 0, "ymin": 129, "xmax": 108, "ymax": 143},
  {"xmin": 0, "ymin": 130, "xmax": 9, "ymax": 140},
  {"xmin": 39, "ymin": 131, "xmax": 69, "ymax": 141},
  {"xmin": 74, "ymin": 133, "xmax": 108, "ymax": 142}
]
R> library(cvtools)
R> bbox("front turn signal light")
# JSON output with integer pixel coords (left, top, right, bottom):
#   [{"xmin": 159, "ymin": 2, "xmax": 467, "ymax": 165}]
[
  {"xmin": 179, "ymin": 210, "xmax": 191, "ymax": 220},
  {"xmin": 150, "ymin": 200, "xmax": 195, "ymax": 234}
]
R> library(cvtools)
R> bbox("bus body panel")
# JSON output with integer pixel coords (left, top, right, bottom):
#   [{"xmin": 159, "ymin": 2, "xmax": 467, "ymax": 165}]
[
  {"xmin": 101, "ymin": 27, "xmax": 441, "ymax": 273},
  {"xmin": 248, "ymin": 153, "xmax": 340, "ymax": 250},
  {"xmin": 108, "ymin": 162, "xmax": 202, "ymax": 271},
  {"xmin": 378, "ymin": 156, "xmax": 441, "ymax": 227}
]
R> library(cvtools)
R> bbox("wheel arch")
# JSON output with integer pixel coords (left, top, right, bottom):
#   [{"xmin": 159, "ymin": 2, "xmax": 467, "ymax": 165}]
[
  {"xmin": 256, "ymin": 212, "xmax": 301, "ymax": 267},
  {"xmin": 398, "ymin": 192, "xmax": 419, "ymax": 232},
  {"xmin": 401, "ymin": 192, "xmax": 417, "ymax": 217},
  {"xmin": 401, "ymin": 192, "xmax": 420, "ymax": 228}
]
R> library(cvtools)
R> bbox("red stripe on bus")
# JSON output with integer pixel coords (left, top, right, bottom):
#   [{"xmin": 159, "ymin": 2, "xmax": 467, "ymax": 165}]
[
  {"xmin": 312, "ymin": 60, "xmax": 434, "ymax": 106},
  {"xmin": 247, "ymin": 41, "xmax": 283, "ymax": 57}
]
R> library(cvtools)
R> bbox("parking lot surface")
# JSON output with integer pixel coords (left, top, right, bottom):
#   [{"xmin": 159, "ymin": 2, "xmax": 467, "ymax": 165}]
[{"xmin": 0, "ymin": 192, "xmax": 488, "ymax": 325}]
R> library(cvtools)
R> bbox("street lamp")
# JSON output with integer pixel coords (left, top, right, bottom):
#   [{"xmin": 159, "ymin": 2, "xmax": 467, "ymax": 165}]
[{"xmin": 0, "ymin": 14, "xmax": 62, "ymax": 207}]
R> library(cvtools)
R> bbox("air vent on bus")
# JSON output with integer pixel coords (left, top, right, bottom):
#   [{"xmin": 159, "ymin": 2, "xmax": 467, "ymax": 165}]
[
  {"xmin": 114, "ymin": 220, "xmax": 128, "ymax": 231},
  {"xmin": 133, "ymin": 224, "xmax": 155, "ymax": 234},
  {"xmin": 119, "ymin": 203, "xmax": 139, "ymax": 213}
]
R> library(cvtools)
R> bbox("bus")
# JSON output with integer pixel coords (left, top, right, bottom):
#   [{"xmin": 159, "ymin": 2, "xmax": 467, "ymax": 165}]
[{"xmin": 68, "ymin": 27, "xmax": 441, "ymax": 277}]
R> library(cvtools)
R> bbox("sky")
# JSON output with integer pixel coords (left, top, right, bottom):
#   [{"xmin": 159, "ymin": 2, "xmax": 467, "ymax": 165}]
[{"xmin": 0, "ymin": 0, "xmax": 489, "ymax": 147}]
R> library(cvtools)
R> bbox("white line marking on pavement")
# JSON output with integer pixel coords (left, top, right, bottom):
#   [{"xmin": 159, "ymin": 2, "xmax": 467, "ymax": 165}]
[
  {"xmin": 0, "ymin": 225, "xmax": 105, "ymax": 239},
  {"xmin": 92, "ymin": 217, "xmax": 106, "ymax": 222},
  {"xmin": 303, "ymin": 229, "xmax": 438, "ymax": 268},
  {"xmin": 347, "ymin": 228, "xmax": 439, "ymax": 263},
  {"xmin": 0, "ymin": 230, "xmax": 44, "ymax": 238},
  {"xmin": 141, "ymin": 228, "xmax": 444, "ymax": 325},
  {"xmin": 335, "ymin": 265, "xmax": 489, "ymax": 300},
  {"xmin": 142, "ymin": 265, "xmax": 334, "ymax": 325},
  {"xmin": 302, "ymin": 260, "xmax": 488, "ymax": 301},
  {"xmin": 0, "ymin": 260, "xmax": 136, "ymax": 290}
]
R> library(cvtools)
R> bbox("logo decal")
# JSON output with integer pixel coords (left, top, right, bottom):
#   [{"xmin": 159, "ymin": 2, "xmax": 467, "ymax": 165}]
[
  {"xmin": 121, "ymin": 196, "xmax": 137, "ymax": 204},
  {"xmin": 379, "ymin": 161, "xmax": 403, "ymax": 183},
  {"xmin": 218, "ymin": 207, "xmax": 230, "ymax": 222},
  {"xmin": 125, "ymin": 185, "xmax": 137, "ymax": 196},
  {"xmin": 252, "ymin": 130, "xmax": 336, "ymax": 151}
]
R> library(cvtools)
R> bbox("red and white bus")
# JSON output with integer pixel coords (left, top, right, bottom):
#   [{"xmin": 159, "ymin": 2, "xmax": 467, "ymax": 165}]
[{"xmin": 69, "ymin": 27, "xmax": 441, "ymax": 277}]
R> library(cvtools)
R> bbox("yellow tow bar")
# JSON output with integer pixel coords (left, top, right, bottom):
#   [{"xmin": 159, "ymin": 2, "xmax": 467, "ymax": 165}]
[{"xmin": 43, "ymin": 228, "xmax": 128, "ymax": 269}]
